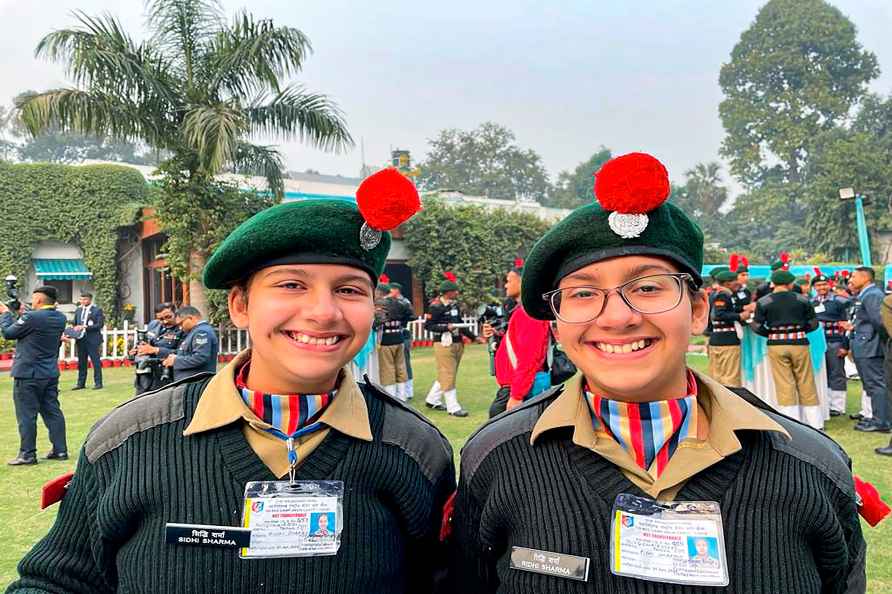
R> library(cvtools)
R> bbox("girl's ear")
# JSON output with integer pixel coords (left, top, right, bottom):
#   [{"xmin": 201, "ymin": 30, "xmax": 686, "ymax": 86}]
[
  {"xmin": 690, "ymin": 290, "xmax": 709, "ymax": 336},
  {"xmin": 228, "ymin": 285, "xmax": 250, "ymax": 329}
]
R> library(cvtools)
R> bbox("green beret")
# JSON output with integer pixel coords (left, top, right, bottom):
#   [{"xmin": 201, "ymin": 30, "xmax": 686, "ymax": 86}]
[
  {"xmin": 203, "ymin": 199, "xmax": 392, "ymax": 289},
  {"xmin": 710, "ymin": 266, "xmax": 730, "ymax": 280},
  {"xmin": 715, "ymin": 270, "xmax": 738, "ymax": 283},
  {"xmin": 521, "ymin": 201, "xmax": 703, "ymax": 320},
  {"xmin": 771, "ymin": 270, "xmax": 796, "ymax": 285},
  {"xmin": 439, "ymin": 280, "xmax": 459, "ymax": 293},
  {"xmin": 388, "ymin": 282, "xmax": 402, "ymax": 290}
]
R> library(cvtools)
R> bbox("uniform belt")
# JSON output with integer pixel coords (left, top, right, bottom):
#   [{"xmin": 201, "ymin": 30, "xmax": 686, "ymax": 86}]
[
  {"xmin": 768, "ymin": 330, "xmax": 807, "ymax": 341},
  {"xmin": 712, "ymin": 327, "xmax": 736, "ymax": 333}
]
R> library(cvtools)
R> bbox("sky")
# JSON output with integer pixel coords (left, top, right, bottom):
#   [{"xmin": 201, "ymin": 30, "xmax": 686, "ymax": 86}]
[{"xmin": 2, "ymin": 0, "xmax": 892, "ymax": 188}]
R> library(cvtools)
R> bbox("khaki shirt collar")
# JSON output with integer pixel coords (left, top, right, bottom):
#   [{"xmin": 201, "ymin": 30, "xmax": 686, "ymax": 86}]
[
  {"xmin": 184, "ymin": 349, "xmax": 373, "ymax": 443},
  {"xmin": 530, "ymin": 369, "xmax": 789, "ymax": 499}
]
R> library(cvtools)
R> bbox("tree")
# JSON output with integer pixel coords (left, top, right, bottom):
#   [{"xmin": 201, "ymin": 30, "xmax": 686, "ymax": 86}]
[
  {"xmin": 543, "ymin": 147, "xmax": 612, "ymax": 209},
  {"xmin": 403, "ymin": 197, "xmax": 551, "ymax": 311},
  {"xmin": 718, "ymin": 0, "xmax": 878, "ymax": 187},
  {"xmin": 416, "ymin": 122, "xmax": 550, "ymax": 201},
  {"xmin": 17, "ymin": 0, "xmax": 352, "ymax": 314}
]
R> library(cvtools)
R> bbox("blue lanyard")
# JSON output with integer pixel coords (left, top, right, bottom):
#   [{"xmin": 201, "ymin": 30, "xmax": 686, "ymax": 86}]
[{"xmin": 263, "ymin": 421, "xmax": 327, "ymax": 485}]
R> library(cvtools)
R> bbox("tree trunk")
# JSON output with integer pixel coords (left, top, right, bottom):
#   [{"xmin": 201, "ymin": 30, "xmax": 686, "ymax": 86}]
[{"xmin": 188, "ymin": 251, "xmax": 209, "ymax": 318}]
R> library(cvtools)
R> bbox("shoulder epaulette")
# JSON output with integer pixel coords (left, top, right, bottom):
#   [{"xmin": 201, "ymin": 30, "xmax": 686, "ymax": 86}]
[
  {"xmin": 84, "ymin": 372, "xmax": 214, "ymax": 463},
  {"xmin": 460, "ymin": 386, "xmax": 563, "ymax": 483},
  {"xmin": 362, "ymin": 377, "xmax": 453, "ymax": 484},
  {"xmin": 727, "ymin": 387, "xmax": 854, "ymax": 498}
]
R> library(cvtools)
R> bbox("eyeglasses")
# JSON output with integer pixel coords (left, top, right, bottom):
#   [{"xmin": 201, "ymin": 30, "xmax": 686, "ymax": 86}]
[{"xmin": 543, "ymin": 273, "xmax": 696, "ymax": 324}]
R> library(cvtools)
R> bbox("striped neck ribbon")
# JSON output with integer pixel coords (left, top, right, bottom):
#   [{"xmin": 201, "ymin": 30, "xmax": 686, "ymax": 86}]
[
  {"xmin": 235, "ymin": 361, "xmax": 336, "ymax": 481},
  {"xmin": 584, "ymin": 370, "xmax": 699, "ymax": 477}
]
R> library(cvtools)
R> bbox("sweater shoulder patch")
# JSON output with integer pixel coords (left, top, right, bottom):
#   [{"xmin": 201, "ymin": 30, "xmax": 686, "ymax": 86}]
[
  {"xmin": 727, "ymin": 387, "xmax": 854, "ymax": 496},
  {"xmin": 364, "ymin": 380, "xmax": 453, "ymax": 484},
  {"xmin": 460, "ymin": 387, "xmax": 561, "ymax": 483},
  {"xmin": 84, "ymin": 373, "xmax": 212, "ymax": 463},
  {"xmin": 764, "ymin": 412, "xmax": 854, "ymax": 497}
]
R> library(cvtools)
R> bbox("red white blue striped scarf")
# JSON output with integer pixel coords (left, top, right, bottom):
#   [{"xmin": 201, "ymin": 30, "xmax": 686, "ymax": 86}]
[
  {"xmin": 585, "ymin": 370, "xmax": 699, "ymax": 477},
  {"xmin": 235, "ymin": 362, "xmax": 335, "ymax": 438}
]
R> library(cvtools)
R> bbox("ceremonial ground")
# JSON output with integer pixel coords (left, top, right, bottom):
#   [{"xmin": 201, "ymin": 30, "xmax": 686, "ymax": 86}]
[{"xmin": 0, "ymin": 345, "xmax": 888, "ymax": 591}]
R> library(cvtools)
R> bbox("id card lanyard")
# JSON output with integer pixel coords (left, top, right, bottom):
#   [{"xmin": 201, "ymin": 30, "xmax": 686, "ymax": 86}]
[{"xmin": 264, "ymin": 421, "xmax": 325, "ymax": 486}]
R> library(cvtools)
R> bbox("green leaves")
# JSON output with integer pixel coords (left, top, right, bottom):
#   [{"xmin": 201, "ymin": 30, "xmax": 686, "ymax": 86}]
[
  {"xmin": 0, "ymin": 163, "xmax": 148, "ymax": 321},
  {"xmin": 416, "ymin": 122, "xmax": 550, "ymax": 202},
  {"xmin": 719, "ymin": 0, "xmax": 878, "ymax": 186},
  {"xmin": 246, "ymin": 86, "xmax": 352, "ymax": 153},
  {"xmin": 404, "ymin": 197, "xmax": 551, "ymax": 311}
]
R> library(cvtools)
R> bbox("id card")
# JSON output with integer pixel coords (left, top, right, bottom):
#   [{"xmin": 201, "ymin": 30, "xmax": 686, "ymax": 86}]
[
  {"xmin": 610, "ymin": 494, "xmax": 729, "ymax": 587},
  {"xmin": 814, "ymin": 304, "xmax": 826, "ymax": 314},
  {"xmin": 440, "ymin": 332, "xmax": 453, "ymax": 347},
  {"xmin": 240, "ymin": 480, "xmax": 344, "ymax": 559}
]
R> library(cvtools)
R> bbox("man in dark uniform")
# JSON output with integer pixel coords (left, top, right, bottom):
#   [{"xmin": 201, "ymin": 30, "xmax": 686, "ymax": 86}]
[
  {"xmin": 424, "ymin": 272, "xmax": 476, "ymax": 417},
  {"xmin": 707, "ymin": 270, "xmax": 749, "ymax": 386},
  {"xmin": 133, "ymin": 302, "xmax": 184, "ymax": 394},
  {"xmin": 0, "ymin": 286, "xmax": 68, "ymax": 465},
  {"xmin": 844, "ymin": 266, "xmax": 890, "ymax": 433},
  {"xmin": 729, "ymin": 253, "xmax": 752, "ymax": 310},
  {"xmin": 378, "ymin": 282, "xmax": 415, "ymax": 400},
  {"xmin": 811, "ymin": 269, "xmax": 850, "ymax": 416},
  {"xmin": 71, "ymin": 292, "xmax": 105, "ymax": 390},
  {"xmin": 162, "ymin": 306, "xmax": 218, "ymax": 380},
  {"xmin": 389, "ymin": 283, "xmax": 417, "ymax": 399},
  {"xmin": 753, "ymin": 269, "xmax": 822, "ymax": 429}
]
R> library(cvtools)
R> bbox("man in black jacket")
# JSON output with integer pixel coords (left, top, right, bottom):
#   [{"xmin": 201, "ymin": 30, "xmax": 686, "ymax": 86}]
[
  {"xmin": 71, "ymin": 292, "xmax": 104, "ymax": 390},
  {"xmin": 424, "ymin": 274, "xmax": 476, "ymax": 417},
  {"xmin": 377, "ymin": 283, "xmax": 415, "ymax": 401},
  {"xmin": 0, "ymin": 286, "xmax": 68, "ymax": 465},
  {"xmin": 162, "ymin": 306, "xmax": 218, "ymax": 380},
  {"xmin": 753, "ymin": 269, "xmax": 822, "ymax": 429}
]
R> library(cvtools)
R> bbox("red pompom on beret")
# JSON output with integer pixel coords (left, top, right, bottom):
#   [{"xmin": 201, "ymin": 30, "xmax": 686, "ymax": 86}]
[
  {"xmin": 594, "ymin": 152, "xmax": 671, "ymax": 214},
  {"xmin": 444, "ymin": 271, "xmax": 458, "ymax": 283},
  {"xmin": 356, "ymin": 168, "xmax": 421, "ymax": 231},
  {"xmin": 379, "ymin": 273, "xmax": 390, "ymax": 284},
  {"xmin": 729, "ymin": 253, "xmax": 740, "ymax": 273}
]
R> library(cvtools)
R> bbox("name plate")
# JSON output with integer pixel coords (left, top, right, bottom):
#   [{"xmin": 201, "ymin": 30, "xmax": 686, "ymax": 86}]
[
  {"xmin": 510, "ymin": 546, "xmax": 590, "ymax": 582},
  {"xmin": 165, "ymin": 523, "xmax": 251, "ymax": 548}
]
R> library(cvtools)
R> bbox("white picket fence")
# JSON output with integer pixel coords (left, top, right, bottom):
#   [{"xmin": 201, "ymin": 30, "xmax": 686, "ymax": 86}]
[{"xmin": 58, "ymin": 317, "xmax": 481, "ymax": 361}]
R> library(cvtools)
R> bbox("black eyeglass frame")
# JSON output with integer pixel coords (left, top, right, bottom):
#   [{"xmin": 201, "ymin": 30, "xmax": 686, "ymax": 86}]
[{"xmin": 542, "ymin": 272, "xmax": 698, "ymax": 324}]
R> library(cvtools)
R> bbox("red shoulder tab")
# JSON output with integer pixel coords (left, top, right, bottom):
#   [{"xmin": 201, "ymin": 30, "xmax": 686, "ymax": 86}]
[
  {"xmin": 854, "ymin": 475, "xmax": 890, "ymax": 527},
  {"xmin": 439, "ymin": 490, "xmax": 457, "ymax": 542},
  {"xmin": 41, "ymin": 472, "xmax": 74, "ymax": 509}
]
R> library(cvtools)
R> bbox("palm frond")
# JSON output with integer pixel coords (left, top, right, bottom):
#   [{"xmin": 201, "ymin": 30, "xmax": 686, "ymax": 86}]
[
  {"xmin": 208, "ymin": 12, "xmax": 312, "ymax": 97},
  {"xmin": 146, "ymin": 0, "xmax": 223, "ymax": 83},
  {"xmin": 36, "ymin": 11, "xmax": 179, "ymax": 107},
  {"xmin": 231, "ymin": 142, "xmax": 285, "ymax": 198},
  {"xmin": 182, "ymin": 102, "xmax": 247, "ymax": 174},
  {"xmin": 16, "ymin": 88, "xmax": 158, "ymax": 143},
  {"xmin": 246, "ymin": 85, "xmax": 353, "ymax": 152}
]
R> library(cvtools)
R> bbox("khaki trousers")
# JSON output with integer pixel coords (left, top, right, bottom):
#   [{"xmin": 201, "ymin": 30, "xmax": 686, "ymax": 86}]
[
  {"xmin": 767, "ymin": 344, "xmax": 819, "ymax": 407},
  {"xmin": 434, "ymin": 342, "xmax": 464, "ymax": 391},
  {"xmin": 378, "ymin": 344, "xmax": 408, "ymax": 385},
  {"xmin": 708, "ymin": 345, "xmax": 742, "ymax": 387}
]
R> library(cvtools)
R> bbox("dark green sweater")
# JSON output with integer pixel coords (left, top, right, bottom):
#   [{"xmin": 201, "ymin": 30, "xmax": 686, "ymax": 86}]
[
  {"xmin": 450, "ymin": 387, "xmax": 866, "ymax": 593},
  {"xmin": 8, "ymin": 374, "xmax": 455, "ymax": 594}
]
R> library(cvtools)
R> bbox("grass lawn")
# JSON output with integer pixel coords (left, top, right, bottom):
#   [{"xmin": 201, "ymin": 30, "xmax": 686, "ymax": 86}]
[{"xmin": 0, "ymin": 345, "xmax": 889, "ymax": 591}]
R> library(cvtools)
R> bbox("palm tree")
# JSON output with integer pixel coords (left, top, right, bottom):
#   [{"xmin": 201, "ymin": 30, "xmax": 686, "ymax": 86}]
[{"xmin": 17, "ymin": 0, "xmax": 353, "ymax": 312}]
